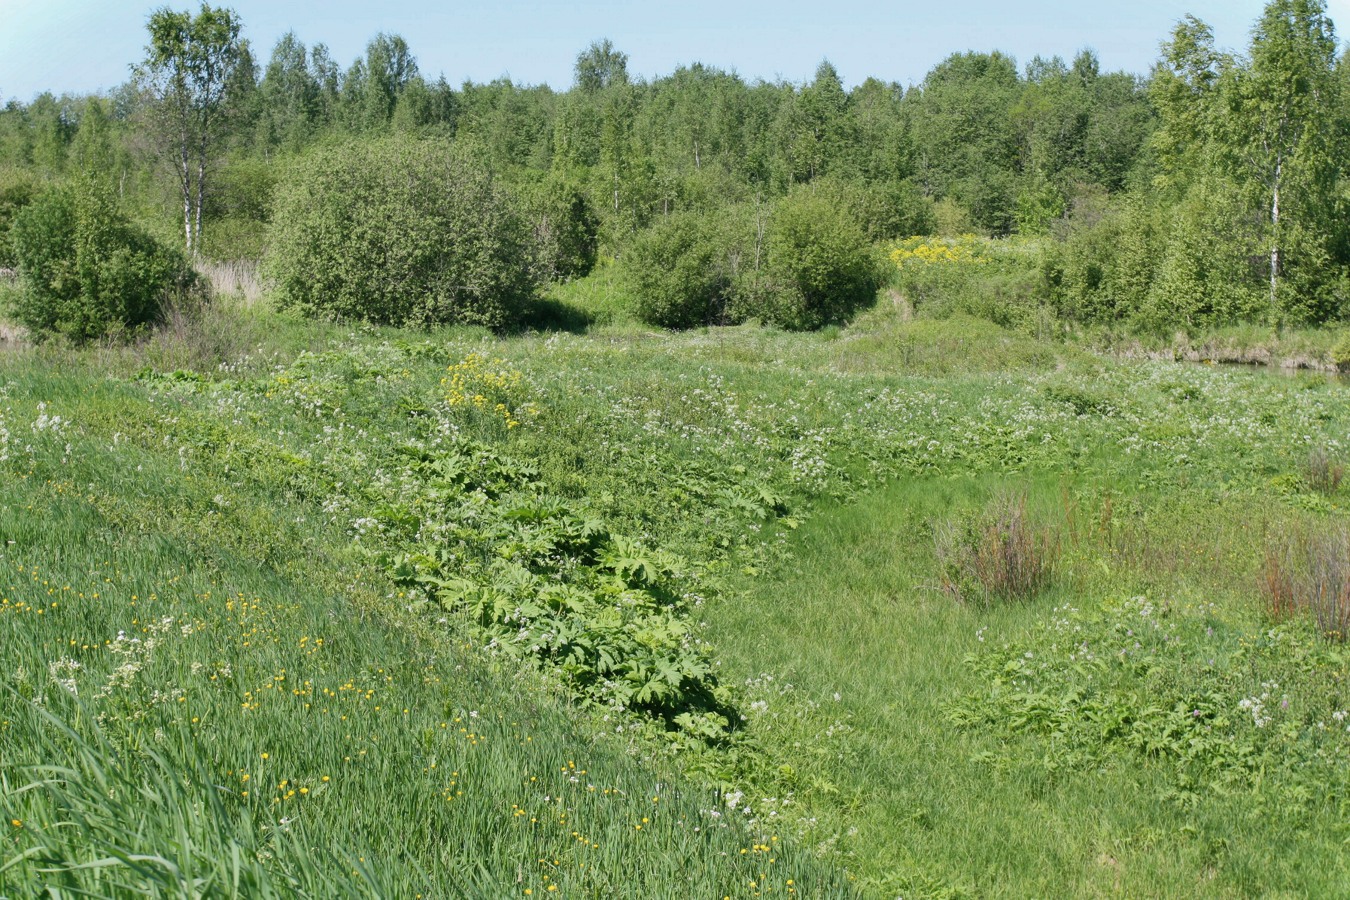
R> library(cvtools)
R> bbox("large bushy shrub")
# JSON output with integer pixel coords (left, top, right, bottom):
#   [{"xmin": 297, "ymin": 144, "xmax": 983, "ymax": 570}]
[
  {"xmin": 620, "ymin": 208, "xmax": 730, "ymax": 328},
  {"xmin": 266, "ymin": 137, "xmax": 536, "ymax": 328},
  {"xmin": 10, "ymin": 182, "xmax": 196, "ymax": 343},
  {"xmin": 736, "ymin": 188, "xmax": 883, "ymax": 330},
  {"xmin": 622, "ymin": 191, "xmax": 883, "ymax": 331}
]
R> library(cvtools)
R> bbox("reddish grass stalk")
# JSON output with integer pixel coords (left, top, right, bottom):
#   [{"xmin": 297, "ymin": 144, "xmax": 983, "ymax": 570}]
[
  {"xmin": 1260, "ymin": 527, "xmax": 1350, "ymax": 642},
  {"xmin": 939, "ymin": 493, "xmax": 1059, "ymax": 608}
]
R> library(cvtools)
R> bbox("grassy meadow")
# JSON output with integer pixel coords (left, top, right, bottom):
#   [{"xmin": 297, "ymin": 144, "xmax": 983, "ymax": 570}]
[{"xmin": 2, "ymin": 278, "xmax": 1349, "ymax": 897}]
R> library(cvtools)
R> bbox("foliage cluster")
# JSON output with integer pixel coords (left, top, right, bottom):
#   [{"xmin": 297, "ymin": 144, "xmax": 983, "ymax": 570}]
[
  {"xmin": 11, "ymin": 2, "xmax": 1350, "ymax": 335},
  {"xmin": 948, "ymin": 595, "xmax": 1350, "ymax": 824},
  {"xmin": 620, "ymin": 188, "xmax": 883, "ymax": 329},
  {"xmin": 514, "ymin": 173, "xmax": 601, "ymax": 283},
  {"xmin": 9, "ymin": 181, "xmax": 198, "ymax": 342},
  {"xmin": 0, "ymin": 170, "xmax": 39, "ymax": 269},
  {"xmin": 265, "ymin": 137, "xmax": 536, "ymax": 329},
  {"xmin": 621, "ymin": 208, "xmax": 731, "ymax": 328}
]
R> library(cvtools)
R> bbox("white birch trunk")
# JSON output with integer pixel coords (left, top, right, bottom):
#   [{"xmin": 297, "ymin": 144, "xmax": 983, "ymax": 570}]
[{"xmin": 1270, "ymin": 157, "xmax": 1281, "ymax": 313}]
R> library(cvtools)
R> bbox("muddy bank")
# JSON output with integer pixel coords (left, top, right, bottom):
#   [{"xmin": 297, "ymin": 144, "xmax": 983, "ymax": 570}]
[
  {"xmin": 0, "ymin": 322, "xmax": 27, "ymax": 352},
  {"xmin": 1107, "ymin": 339, "xmax": 1342, "ymax": 374}
]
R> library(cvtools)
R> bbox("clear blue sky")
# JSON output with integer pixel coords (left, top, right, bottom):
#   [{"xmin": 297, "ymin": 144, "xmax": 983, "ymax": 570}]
[{"xmin": 2, "ymin": 0, "xmax": 1347, "ymax": 103}]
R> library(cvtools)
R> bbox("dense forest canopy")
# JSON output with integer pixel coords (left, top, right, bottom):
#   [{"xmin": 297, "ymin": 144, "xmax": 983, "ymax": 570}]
[{"xmin": 3, "ymin": 0, "xmax": 1349, "ymax": 333}]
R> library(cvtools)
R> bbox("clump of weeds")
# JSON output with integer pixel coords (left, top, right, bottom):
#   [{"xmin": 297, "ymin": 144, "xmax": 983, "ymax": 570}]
[
  {"xmin": 1262, "ymin": 523, "xmax": 1350, "ymax": 641},
  {"xmin": 935, "ymin": 490, "xmax": 1060, "ymax": 608}
]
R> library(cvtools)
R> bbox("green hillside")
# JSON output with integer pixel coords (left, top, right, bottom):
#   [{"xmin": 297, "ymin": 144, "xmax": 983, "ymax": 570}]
[{"xmin": 2, "ymin": 296, "xmax": 1348, "ymax": 896}]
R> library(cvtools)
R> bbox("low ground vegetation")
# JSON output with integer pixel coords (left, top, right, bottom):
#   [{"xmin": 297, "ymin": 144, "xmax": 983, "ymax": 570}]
[{"xmin": 1, "ymin": 277, "xmax": 1349, "ymax": 894}]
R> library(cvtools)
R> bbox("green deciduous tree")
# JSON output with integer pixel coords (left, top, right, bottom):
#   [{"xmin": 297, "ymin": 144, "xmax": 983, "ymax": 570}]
[
  {"xmin": 256, "ymin": 31, "xmax": 320, "ymax": 151},
  {"xmin": 360, "ymin": 33, "xmax": 418, "ymax": 130},
  {"xmin": 1150, "ymin": 2, "xmax": 1343, "ymax": 324},
  {"xmin": 1149, "ymin": 16, "xmax": 1226, "ymax": 190},
  {"xmin": 784, "ymin": 61, "xmax": 854, "ymax": 183},
  {"xmin": 908, "ymin": 52, "xmax": 1022, "ymax": 234},
  {"xmin": 1224, "ymin": 0, "xmax": 1339, "ymax": 317},
  {"xmin": 574, "ymin": 39, "xmax": 629, "ymax": 94}
]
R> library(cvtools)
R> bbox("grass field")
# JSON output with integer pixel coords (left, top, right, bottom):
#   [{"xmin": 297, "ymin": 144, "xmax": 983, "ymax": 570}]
[{"xmin": 2, "ymin": 285, "xmax": 1349, "ymax": 897}]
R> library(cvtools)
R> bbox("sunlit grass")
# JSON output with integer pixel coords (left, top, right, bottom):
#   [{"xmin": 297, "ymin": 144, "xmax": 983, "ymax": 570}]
[
  {"xmin": 0, "ymin": 360, "xmax": 854, "ymax": 896},
  {"xmin": 2, "ymin": 286, "xmax": 1349, "ymax": 896}
]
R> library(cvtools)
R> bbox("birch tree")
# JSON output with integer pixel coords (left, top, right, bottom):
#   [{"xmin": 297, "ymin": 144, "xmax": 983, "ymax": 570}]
[
  {"xmin": 134, "ymin": 5, "xmax": 244, "ymax": 256},
  {"xmin": 1226, "ymin": 0, "xmax": 1337, "ymax": 314}
]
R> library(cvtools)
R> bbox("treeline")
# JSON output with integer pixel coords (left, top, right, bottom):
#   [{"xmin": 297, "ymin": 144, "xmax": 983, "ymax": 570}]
[
  {"xmin": 3, "ymin": 0, "xmax": 1349, "ymax": 335},
  {"xmin": 0, "ymin": 35, "xmax": 1152, "ymax": 250}
]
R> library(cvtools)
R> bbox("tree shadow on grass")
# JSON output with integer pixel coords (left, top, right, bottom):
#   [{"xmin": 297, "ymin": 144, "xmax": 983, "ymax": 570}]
[{"xmin": 511, "ymin": 295, "xmax": 593, "ymax": 335}]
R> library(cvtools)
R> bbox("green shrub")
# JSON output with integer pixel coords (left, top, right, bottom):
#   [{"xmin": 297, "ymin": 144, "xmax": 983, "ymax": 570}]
[
  {"xmin": 859, "ymin": 178, "xmax": 937, "ymax": 241},
  {"xmin": 809, "ymin": 176, "xmax": 935, "ymax": 242},
  {"xmin": 0, "ymin": 170, "xmax": 40, "ymax": 269},
  {"xmin": 1330, "ymin": 331, "xmax": 1350, "ymax": 371},
  {"xmin": 1136, "ymin": 181, "xmax": 1265, "ymax": 332},
  {"xmin": 933, "ymin": 197, "xmax": 976, "ymax": 237},
  {"xmin": 516, "ymin": 173, "xmax": 600, "ymax": 283},
  {"xmin": 1040, "ymin": 200, "xmax": 1127, "ymax": 323},
  {"xmin": 623, "ymin": 191, "xmax": 881, "ymax": 331},
  {"xmin": 10, "ymin": 181, "xmax": 196, "ymax": 343},
  {"xmin": 266, "ymin": 137, "xmax": 536, "ymax": 329},
  {"xmin": 732, "ymin": 188, "xmax": 882, "ymax": 330},
  {"xmin": 620, "ymin": 208, "xmax": 730, "ymax": 328}
]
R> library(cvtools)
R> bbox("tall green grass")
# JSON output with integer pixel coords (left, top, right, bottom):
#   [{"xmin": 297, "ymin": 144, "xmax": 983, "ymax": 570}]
[
  {"xmin": 2, "ymin": 283, "xmax": 1349, "ymax": 896},
  {"xmin": 709, "ymin": 478, "xmax": 1350, "ymax": 896},
  {"xmin": 0, "ymin": 350, "xmax": 854, "ymax": 896}
]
